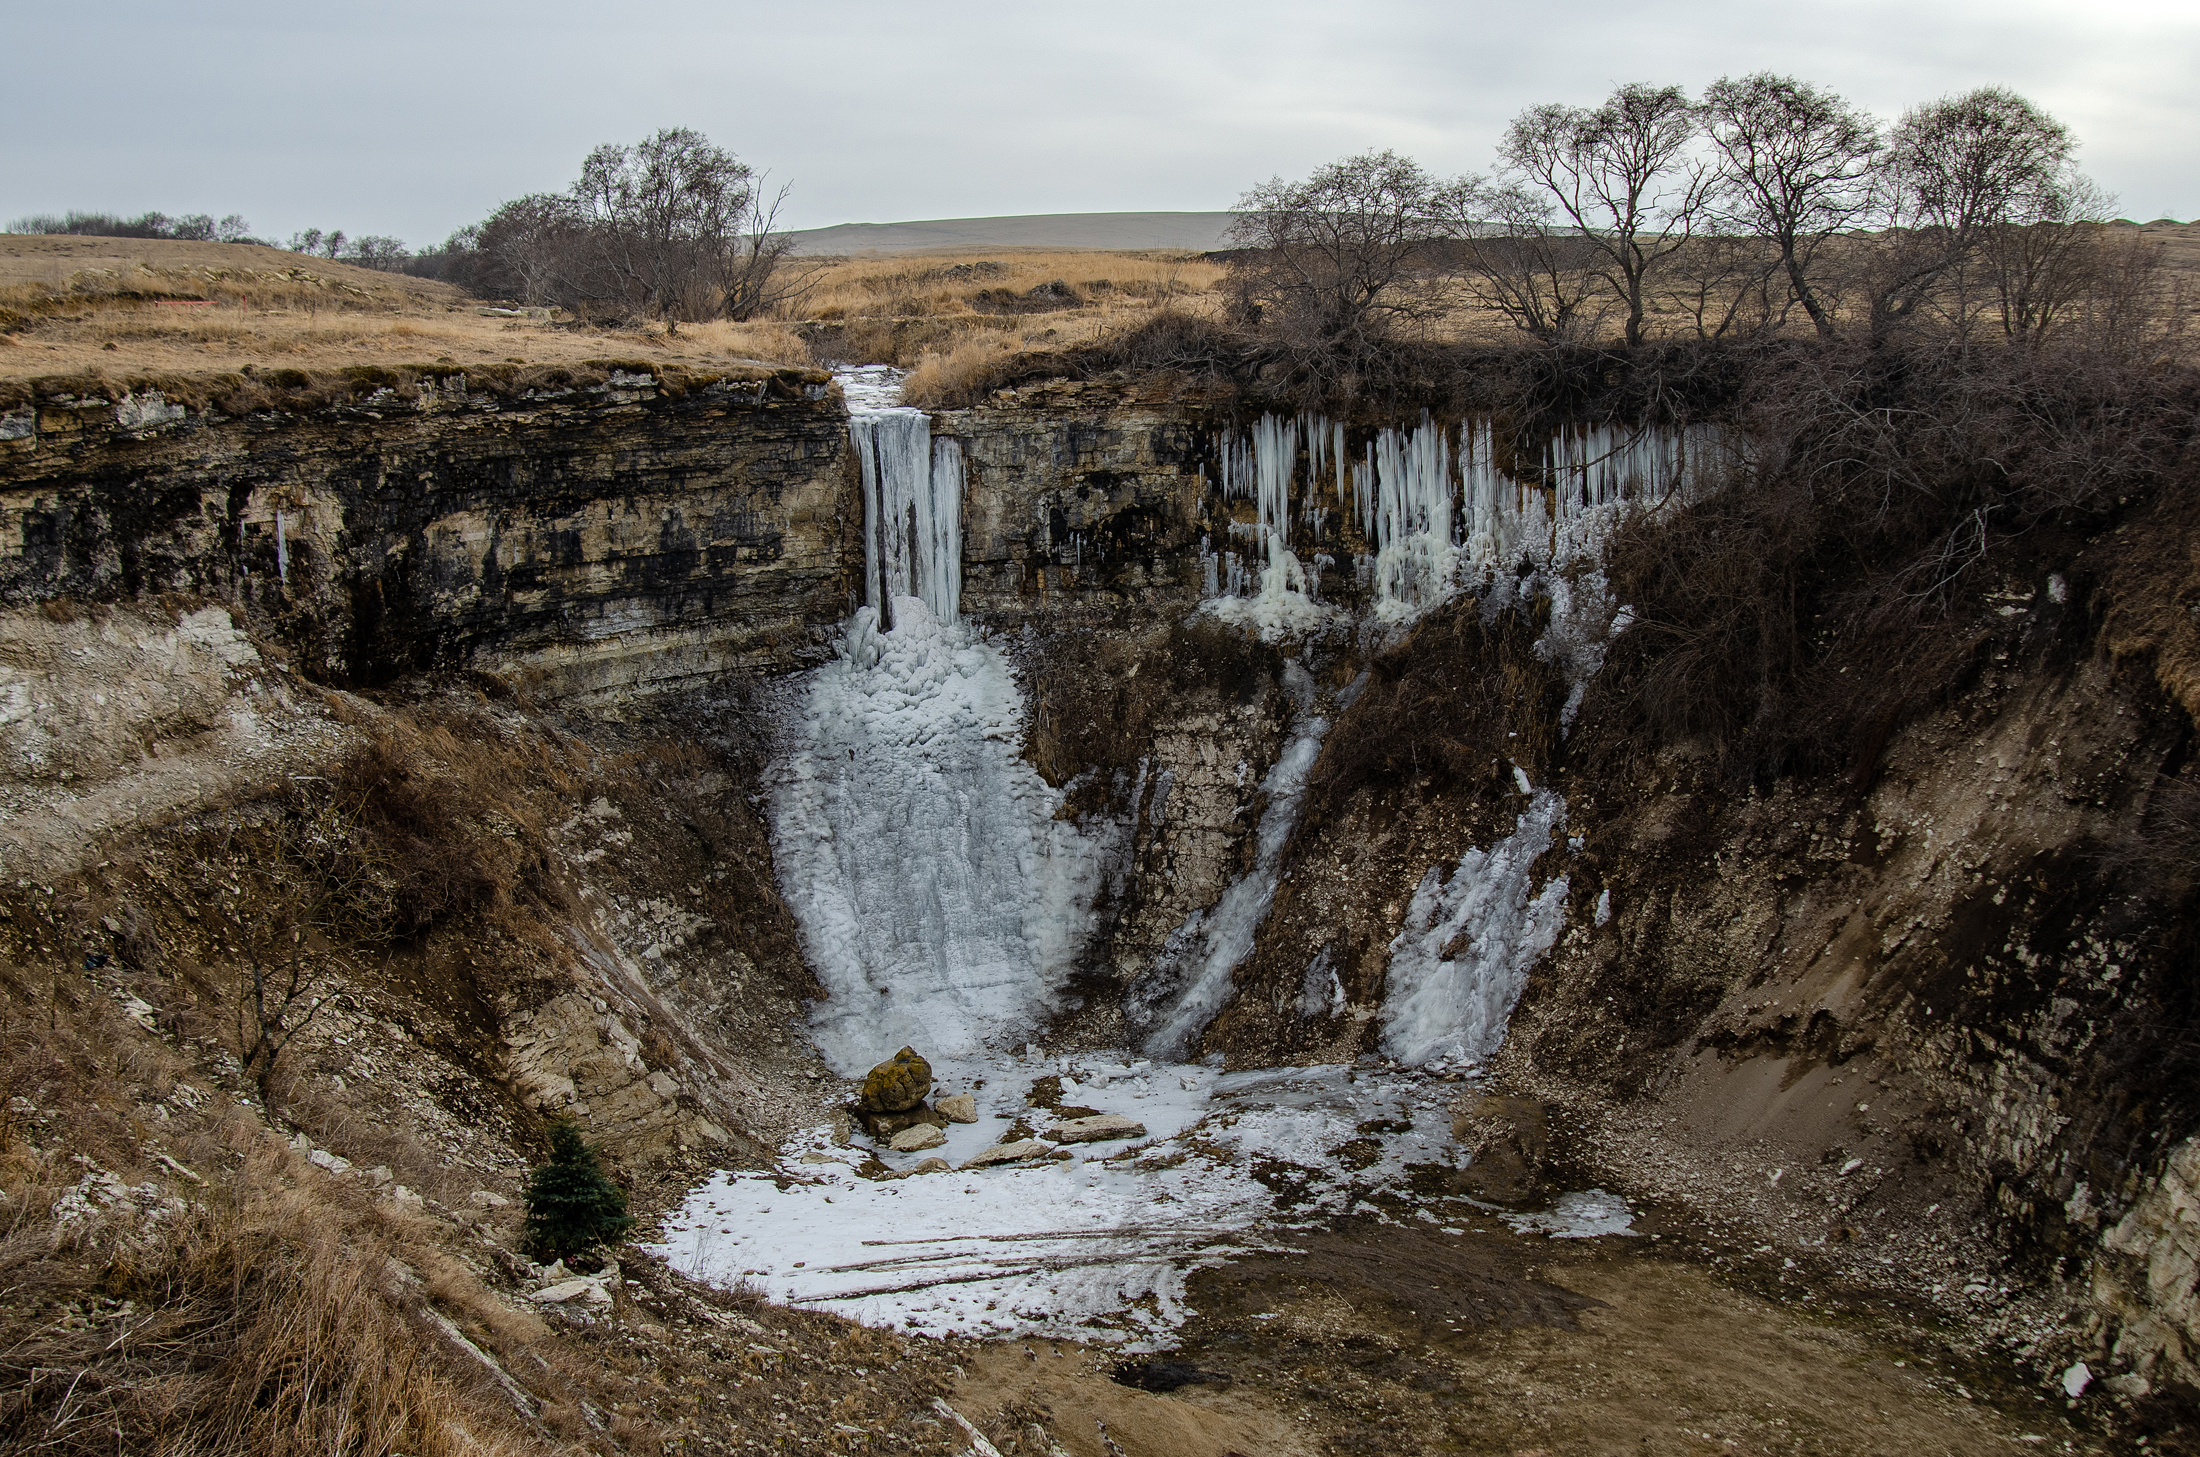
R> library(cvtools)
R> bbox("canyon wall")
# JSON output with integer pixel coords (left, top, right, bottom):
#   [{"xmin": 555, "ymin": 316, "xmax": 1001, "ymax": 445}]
[{"xmin": 6, "ymin": 372, "xmax": 2199, "ymax": 1395}]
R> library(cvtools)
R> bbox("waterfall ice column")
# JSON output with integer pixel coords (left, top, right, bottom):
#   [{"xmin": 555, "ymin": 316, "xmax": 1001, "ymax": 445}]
[
  {"xmin": 849, "ymin": 395, "xmax": 963, "ymax": 623},
  {"xmin": 1379, "ymin": 788, "xmax": 1570, "ymax": 1068},
  {"xmin": 770, "ymin": 368, "xmax": 1117, "ymax": 1075}
]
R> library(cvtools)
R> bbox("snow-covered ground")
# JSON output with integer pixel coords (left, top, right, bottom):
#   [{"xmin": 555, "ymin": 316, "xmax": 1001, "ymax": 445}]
[{"xmin": 653, "ymin": 1052, "xmax": 1634, "ymax": 1348}]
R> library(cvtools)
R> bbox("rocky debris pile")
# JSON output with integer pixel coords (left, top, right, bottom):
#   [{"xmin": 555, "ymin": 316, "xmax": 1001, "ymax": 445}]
[
  {"xmin": 852, "ymin": 1047, "xmax": 982, "ymax": 1144},
  {"xmin": 847, "ymin": 1048, "xmax": 1154, "ymax": 1174},
  {"xmin": 528, "ymin": 1258, "xmax": 623, "ymax": 1323}
]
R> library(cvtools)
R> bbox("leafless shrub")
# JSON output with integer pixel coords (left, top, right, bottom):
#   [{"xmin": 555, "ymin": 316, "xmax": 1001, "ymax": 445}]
[
  {"xmin": 1222, "ymin": 150, "xmax": 1476, "ymax": 386},
  {"xmin": 1585, "ymin": 333, "xmax": 2187, "ymax": 783},
  {"xmin": 1445, "ymin": 184, "xmax": 1611, "ymax": 344}
]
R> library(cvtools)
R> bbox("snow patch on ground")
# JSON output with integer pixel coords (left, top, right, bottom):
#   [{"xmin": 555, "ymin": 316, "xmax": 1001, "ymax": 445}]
[
  {"xmin": 1499, "ymin": 1188, "xmax": 1638, "ymax": 1240},
  {"xmin": 657, "ymin": 1056, "xmax": 1475, "ymax": 1346}
]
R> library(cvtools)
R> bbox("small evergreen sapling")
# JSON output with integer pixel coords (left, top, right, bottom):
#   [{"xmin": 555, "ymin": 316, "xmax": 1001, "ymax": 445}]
[{"xmin": 523, "ymin": 1121, "xmax": 634, "ymax": 1261}]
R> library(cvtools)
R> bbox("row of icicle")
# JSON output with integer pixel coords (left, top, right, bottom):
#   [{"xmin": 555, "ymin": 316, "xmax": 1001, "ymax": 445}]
[{"xmin": 1207, "ymin": 413, "xmax": 1732, "ymax": 625}]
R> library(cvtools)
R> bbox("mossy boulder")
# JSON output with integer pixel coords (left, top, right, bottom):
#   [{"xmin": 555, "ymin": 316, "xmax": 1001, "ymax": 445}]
[{"xmin": 860, "ymin": 1046, "xmax": 932, "ymax": 1113}]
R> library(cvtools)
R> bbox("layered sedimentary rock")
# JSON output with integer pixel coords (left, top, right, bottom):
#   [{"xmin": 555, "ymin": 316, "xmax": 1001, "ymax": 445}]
[{"xmin": 0, "ymin": 370, "xmax": 854, "ymax": 699}]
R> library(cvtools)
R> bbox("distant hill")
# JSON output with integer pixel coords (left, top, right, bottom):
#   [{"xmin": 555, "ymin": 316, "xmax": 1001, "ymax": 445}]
[{"xmin": 784, "ymin": 211, "xmax": 1238, "ymax": 256}]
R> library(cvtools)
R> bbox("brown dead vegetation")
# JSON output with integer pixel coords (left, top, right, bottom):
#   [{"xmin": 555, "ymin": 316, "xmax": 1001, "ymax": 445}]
[
  {"xmin": 1578, "ymin": 335, "xmax": 2198, "ymax": 789},
  {"xmin": 0, "ymin": 677, "xmax": 970, "ymax": 1455}
]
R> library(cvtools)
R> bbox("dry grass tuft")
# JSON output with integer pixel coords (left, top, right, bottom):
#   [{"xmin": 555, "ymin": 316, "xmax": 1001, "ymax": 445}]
[{"xmin": 0, "ymin": 1174, "xmax": 544, "ymax": 1456}]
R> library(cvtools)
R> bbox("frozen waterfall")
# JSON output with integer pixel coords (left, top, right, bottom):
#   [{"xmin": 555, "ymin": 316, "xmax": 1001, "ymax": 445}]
[
  {"xmin": 1379, "ymin": 787, "xmax": 1570, "ymax": 1069},
  {"xmin": 1196, "ymin": 411, "xmax": 1732, "ymax": 632},
  {"xmin": 1199, "ymin": 415, "xmax": 1338, "ymax": 642},
  {"xmin": 1128, "ymin": 664, "xmax": 1331, "ymax": 1058},
  {"xmin": 769, "ymin": 370, "xmax": 1117, "ymax": 1074},
  {"xmin": 846, "ymin": 364, "xmax": 964, "ymax": 624}
]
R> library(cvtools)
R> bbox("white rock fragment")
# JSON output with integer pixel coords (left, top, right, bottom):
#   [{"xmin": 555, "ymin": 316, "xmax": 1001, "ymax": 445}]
[
  {"xmin": 935, "ymin": 1093, "xmax": 979, "ymax": 1123},
  {"xmin": 890, "ymin": 1123, "xmax": 947, "ymax": 1152},
  {"xmin": 533, "ymin": 1277, "xmax": 615, "ymax": 1307},
  {"xmin": 2061, "ymin": 1361, "xmax": 2091, "ymax": 1398},
  {"xmin": 1044, "ymin": 1113, "xmax": 1147, "ymax": 1145},
  {"xmin": 961, "ymin": 1139, "xmax": 1053, "ymax": 1169}
]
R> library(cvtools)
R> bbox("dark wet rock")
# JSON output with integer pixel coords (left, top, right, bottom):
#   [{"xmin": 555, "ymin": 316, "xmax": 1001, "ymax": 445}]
[{"xmin": 1110, "ymin": 1358, "xmax": 1231, "ymax": 1393}]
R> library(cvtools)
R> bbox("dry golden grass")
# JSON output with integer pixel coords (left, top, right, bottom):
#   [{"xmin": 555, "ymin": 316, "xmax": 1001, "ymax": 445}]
[
  {"xmin": 0, "ymin": 235, "xmax": 817, "ymax": 385},
  {"xmin": 12, "ymin": 228, "xmax": 2196, "ymax": 404},
  {"xmin": 791, "ymin": 248, "xmax": 1233, "ymax": 403},
  {"xmin": 794, "ymin": 247, "xmax": 1223, "ymax": 323}
]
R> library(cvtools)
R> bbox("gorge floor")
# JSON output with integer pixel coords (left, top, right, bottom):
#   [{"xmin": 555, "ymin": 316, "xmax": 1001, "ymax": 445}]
[
  {"xmin": 630, "ymin": 1053, "xmax": 2139, "ymax": 1456},
  {"xmin": 932, "ymin": 1211, "xmax": 2123, "ymax": 1457}
]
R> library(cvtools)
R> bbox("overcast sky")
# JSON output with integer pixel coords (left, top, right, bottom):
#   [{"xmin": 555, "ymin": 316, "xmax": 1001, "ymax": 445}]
[{"xmin": 7, "ymin": 0, "xmax": 2195, "ymax": 245}]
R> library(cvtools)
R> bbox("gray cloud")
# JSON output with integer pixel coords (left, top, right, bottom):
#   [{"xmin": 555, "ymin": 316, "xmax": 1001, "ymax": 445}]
[{"xmin": 6, "ymin": 0, "xmax": 2194, "ymax": 247}]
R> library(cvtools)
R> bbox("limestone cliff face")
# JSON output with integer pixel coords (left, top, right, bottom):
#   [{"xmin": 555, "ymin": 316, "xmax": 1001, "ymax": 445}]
[
  {"xmin": 940, "ymin": 380, "xmax": 1219, "ymax": 626},
  {"xmin": 0, "ymin": 370, "xmax": 854, "ymax": 701}
]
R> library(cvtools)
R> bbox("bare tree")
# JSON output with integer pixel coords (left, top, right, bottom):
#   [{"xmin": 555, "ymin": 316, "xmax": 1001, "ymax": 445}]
[
  {"xmin": 1444, "ymin": 180, "xmax": 1611, "ymax": 343},
  {"xmin": 1870, "ymin": 86, "xmax": 2074, "ymax": 336},
  {"xmin": 221, "ymin": 798, "xmax": 398, "ymax": 1108},
  {"xmin": 572, "ymin": 127, "xmax": 755, "ymax": 330},
  {"xmin": 718, "ymin": 178, "xmax": 813, "ymax": 321},
  {"xmin": 437, "ymin": 127, "xmax": 808, "ymax": 326},
  {"xmin": 1498, "ymin": 84, "xmax": 1716, "ymax": 346},
  {"xmin": 1224, "ymin": 150, "xmax": 1477, "ymax": 357},
  {"xmin": 1699, "ymin": 73, "xmax": 1880, "ymax": 337},
  {"xmin": 1972, "ymin": 170, "xmax": 2176, "ymax": 350}
]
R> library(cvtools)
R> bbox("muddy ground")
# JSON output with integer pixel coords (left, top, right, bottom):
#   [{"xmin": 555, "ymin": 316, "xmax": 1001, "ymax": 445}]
[{"xmin": 943, "ymin": 1203, "xmax": 2144, "ymax": 1457}]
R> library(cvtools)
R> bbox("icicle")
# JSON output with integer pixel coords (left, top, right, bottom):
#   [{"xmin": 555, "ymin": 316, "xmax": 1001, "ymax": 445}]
[{"xmin": 847, "ymin": 369, "xmax": 963, "ymax": 625}]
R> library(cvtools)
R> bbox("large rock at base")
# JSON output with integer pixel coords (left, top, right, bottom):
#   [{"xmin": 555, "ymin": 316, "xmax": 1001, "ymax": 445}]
[
  {"xmin": 961, "ymin": 1139, "xmax": 1053, "ymax": 1169},
  {"xmin": 860, "ymin": 1047, "xmax": 933, "ymax": 1113},
  {"xmin": 890, "ymin": 1123, "xmax": 947, "ymax": 1152},
  {"xmin": 855, "ymin": 1105, "xmax": 948, "ymax": 1139},
  {"xmin": 1044, "ymin": 1113, "xmax": 1148, "ymax": 1145},
  {"xmin": 935, "ymin": 1093, "xmax": 978, "ymax": 1123}
]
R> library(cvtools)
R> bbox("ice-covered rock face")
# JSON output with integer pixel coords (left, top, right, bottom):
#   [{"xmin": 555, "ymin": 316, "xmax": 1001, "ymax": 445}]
[
  {"xmin": 1381, "ymin": 788, "xmax": 1570, "ymax": 1068},
  {"xmin": 769, "ymin": 597, "xmax": 1121, "ymax": 1075}
]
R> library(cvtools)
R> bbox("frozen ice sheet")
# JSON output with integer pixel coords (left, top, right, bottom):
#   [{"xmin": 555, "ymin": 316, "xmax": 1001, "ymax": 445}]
[{"xmin": 654, "ymin": 1056, "xmax": 1471, "ymax": 1347}]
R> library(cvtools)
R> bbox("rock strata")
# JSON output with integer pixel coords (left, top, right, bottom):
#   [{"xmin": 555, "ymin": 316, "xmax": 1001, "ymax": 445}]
[{"xmin": 962, "ymin": 1139, "xmax": 1052, "ymax": 1169}]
